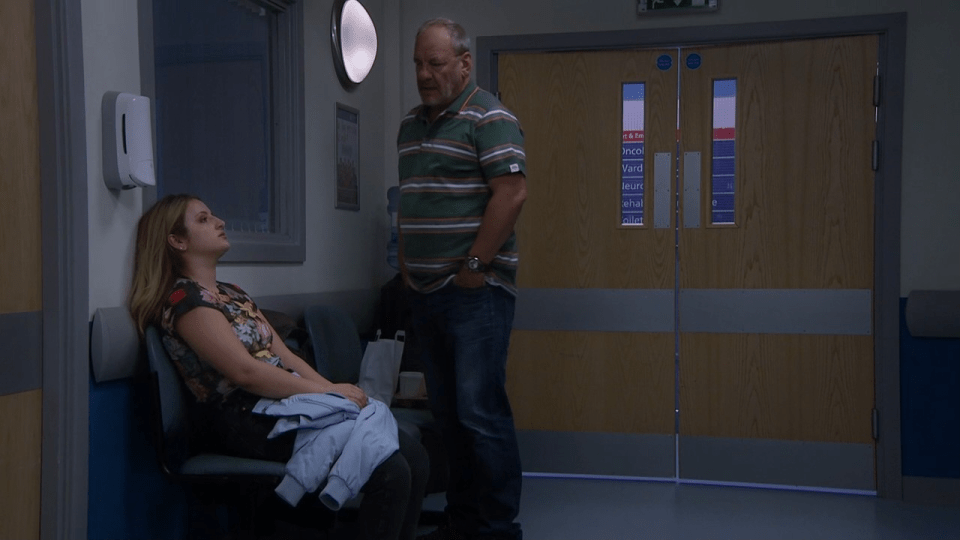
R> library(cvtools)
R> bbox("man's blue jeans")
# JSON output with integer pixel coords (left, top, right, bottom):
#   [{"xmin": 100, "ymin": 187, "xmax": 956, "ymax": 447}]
[{"xmin": 408, "ymin": 284, "xmax": 522, "ymax": 540}]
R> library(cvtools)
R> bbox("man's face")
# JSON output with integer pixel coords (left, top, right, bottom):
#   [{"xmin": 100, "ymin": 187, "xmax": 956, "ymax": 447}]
[{"xmin": 414, "ymin": 25, "xmax": 471, "ymax": 111}]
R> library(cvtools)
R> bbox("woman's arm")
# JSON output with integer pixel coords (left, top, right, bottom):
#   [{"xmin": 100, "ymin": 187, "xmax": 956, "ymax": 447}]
[
  {"xmin": 263, "ymin": 316, "xmax": 368, "ymax": 407},
  {"xmin": 175, "ymin": 306, "xmax": 365, "ymax": 408}
]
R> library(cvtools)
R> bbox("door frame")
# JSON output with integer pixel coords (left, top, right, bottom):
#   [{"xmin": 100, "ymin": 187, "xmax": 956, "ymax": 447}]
[
  {"xmin": 36, "ymin": 0, "xmax": 90, "ymax": 538},
  {"xmin": 477, "ymin": 13, "xmax": 906, "ymax": 499}
]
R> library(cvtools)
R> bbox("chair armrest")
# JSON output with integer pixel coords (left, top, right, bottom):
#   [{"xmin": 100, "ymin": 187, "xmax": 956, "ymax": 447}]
[
  {"xmin": 179, "ymin": 454, "xmax": 286, "ymax": 477},
  {"xmin": 395, "ymin": 418, "xmax": 422, "ymax": 442}
]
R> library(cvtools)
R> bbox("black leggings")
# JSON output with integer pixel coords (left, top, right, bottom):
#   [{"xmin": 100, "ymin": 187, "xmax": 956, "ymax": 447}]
[
  {"xmin": 358, "ymin": 428, "xmax": 429, "ymax": 540},
  {"xmin": 195, "ymin": 391, "xmax": 429, "ymax": 540}
]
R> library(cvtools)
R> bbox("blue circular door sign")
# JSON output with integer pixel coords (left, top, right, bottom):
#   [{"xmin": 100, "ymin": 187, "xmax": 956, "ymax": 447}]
[
  {"xmin": 686, "ymin": 53, "xmax": 702, "ymax": 70},
  {"xmin": 656, "ymin": 54, "xmax": 672, "ymax": 71}
]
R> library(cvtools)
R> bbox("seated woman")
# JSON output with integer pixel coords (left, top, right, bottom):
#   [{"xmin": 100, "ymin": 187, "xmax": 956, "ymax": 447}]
[{"xmin": 129, "ymin": 194, "xmax": 428, "ymax": 540}]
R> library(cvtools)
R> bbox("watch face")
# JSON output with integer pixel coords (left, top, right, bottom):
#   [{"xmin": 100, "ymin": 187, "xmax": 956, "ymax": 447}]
[{"xmin": 467, "ymin": 258, "xmax": 481, "ymax": 271}]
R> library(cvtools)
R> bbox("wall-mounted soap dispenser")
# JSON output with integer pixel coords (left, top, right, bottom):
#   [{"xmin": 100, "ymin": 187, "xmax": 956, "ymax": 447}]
[{"xmin": 102, "ymin": 91, "xmax": 156, "ymax": 190}]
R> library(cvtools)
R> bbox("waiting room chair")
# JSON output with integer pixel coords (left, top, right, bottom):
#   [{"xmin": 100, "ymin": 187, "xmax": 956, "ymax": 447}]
[
  {"xmin": 301, "ymin": 304, "xmax": 448, "ymax": 498},
  {"xmin": 144, "ymin": 325, "xmax": 296, "ymax": 538},
  {"xmin": 146, "ymin": 325, "xmax": 286, "ymax": 480}
]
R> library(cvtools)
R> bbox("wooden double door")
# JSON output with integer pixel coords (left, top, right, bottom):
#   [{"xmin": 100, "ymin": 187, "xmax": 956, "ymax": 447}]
[{"xmin": 498, "ymin": 36, "xmax": 878, "ymax": 490}]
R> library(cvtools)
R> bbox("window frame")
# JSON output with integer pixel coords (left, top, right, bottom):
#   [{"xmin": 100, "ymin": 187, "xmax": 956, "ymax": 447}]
[{"xmin": 141, "ymin": 0, "xmax": 305, "ymax": 263}]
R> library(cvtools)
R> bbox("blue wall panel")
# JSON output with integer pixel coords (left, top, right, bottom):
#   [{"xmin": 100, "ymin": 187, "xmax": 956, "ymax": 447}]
[
  {"xmin": 899, "ymin": 298, "xmax": 960, "ymax": 478},
  {"xmin": 88, "ymin": 375, "xmax": 189, "ymax": 540}
]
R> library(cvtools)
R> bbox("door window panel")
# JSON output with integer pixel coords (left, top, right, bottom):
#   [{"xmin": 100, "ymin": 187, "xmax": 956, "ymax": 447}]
[
  {"xmin": 621, "ymin": 82, "xmax": 646, "ymax": 226},
  {"xmin": 711, "ymin": 78, "xmax": 736, "ymax": 225}
]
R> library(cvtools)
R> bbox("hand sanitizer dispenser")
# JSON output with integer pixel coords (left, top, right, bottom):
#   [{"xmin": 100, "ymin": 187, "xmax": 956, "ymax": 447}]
[{"xmin": 102, "ymin": 91, "xmax": 156, "ymax": 190}]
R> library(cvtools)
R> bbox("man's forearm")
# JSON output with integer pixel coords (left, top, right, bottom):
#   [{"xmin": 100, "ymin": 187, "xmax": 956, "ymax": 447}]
[{"xmin": 470, "ymin": 173, "xmax": 527, "ymax": 262}]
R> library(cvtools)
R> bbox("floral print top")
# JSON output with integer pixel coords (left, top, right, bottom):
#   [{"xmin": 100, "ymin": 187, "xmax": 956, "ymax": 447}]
[{"xmin": 161, "ymin": 278, "xmax": 280, "ymax": 405}]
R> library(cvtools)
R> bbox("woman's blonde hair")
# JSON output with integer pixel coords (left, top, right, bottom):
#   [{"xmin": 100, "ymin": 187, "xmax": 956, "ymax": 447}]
[{"xmin": 128, "ymin": 194, "xmax": 199, "ymax": 335}]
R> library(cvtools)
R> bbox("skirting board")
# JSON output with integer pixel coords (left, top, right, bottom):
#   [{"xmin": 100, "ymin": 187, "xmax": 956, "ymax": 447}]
[
  {"xmin": 679, "ymin": 435, "xmax": 875, "ymax": 492},
  {"xmin": 517, "ymin": 430, "xmax": 876, "ymax": 492},
  {"xmin": 518, "ymin": 430, "xmax": 676, "ymax": 478}
]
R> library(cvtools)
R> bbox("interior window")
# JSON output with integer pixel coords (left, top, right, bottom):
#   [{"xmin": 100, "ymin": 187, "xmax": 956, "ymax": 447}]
[{"xmin": 152, "ymin": 0, "xmax": 304, "ymax": 262}]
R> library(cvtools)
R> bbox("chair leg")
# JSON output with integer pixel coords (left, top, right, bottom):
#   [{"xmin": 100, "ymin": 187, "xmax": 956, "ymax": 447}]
[
  {"xmin": 248, "ymin": 490, "xmax": 341, "ymax": 539},
  {"xmin": 237, "ymin": 487, "xmax": 279, "ymax": 540},
  {"xmin": 186, "ymin": 489, "xmax": 232, "ymax": 540},
  {"xmin": 418, "ymin": 509, "xmax": 446, "ymax": 527},
  {"xmin": 183, "ymin": 484, "xmax": 273, "ymax": 540}
]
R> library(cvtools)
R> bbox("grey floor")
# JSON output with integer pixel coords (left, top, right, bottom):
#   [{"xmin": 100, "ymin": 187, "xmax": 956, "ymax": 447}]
[{"xmin": 417, "ymin": 475, "xmax": 960, "ymax": 540}]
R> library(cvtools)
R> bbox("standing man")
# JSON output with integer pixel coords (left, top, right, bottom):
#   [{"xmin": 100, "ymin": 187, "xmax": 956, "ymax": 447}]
[{"xmin": 397, "ymin": 18, "xmax": 527, "ymax": 540}]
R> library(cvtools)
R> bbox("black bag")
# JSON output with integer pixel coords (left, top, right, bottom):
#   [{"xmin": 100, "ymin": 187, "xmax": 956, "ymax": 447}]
[{"xmin": 372, "ymin": 273, "xmax": 423, "ymax": 373}]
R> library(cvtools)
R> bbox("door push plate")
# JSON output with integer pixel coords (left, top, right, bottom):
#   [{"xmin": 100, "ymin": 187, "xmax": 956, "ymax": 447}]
[
  {"xmin": 654, "ymin": 152, "xmax": 672, "ymax": 229},
  {"xmin": 683, "ymin": 152, "xmax": 701, "ymax": 228}
]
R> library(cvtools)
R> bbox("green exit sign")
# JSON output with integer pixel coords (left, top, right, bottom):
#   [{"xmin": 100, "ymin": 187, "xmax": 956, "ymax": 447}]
[{"xmin": 638, "ymin": 0, "xmax": 719, "ymax": 14}]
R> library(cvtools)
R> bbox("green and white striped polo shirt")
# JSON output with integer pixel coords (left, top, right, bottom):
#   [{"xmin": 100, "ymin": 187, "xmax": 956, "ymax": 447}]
[{"xmin": 397, "ymin": 81, "xmax": 526, "ymax": 295}]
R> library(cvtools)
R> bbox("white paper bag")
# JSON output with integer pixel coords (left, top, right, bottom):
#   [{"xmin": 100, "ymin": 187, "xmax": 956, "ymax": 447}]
[{"xmin": 357, "ymin": 330, "xmax": 405, "ymax": 405}]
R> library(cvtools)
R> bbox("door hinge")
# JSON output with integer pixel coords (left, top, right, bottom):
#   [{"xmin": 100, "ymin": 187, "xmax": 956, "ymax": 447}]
[
  {"xmin": 873, "ymin": 75, "xmax": 882, "ymax": 107},
  {"xmin": 496, "ymin": 91, "xmax": 502, "ymax": 100},
  {"xmin": 872, "ymin": 140, "xmax": 880, "ymax": 171},
  {"xmin": 872, "ymin": 408, "xmax": 879, "ymax": 441}
]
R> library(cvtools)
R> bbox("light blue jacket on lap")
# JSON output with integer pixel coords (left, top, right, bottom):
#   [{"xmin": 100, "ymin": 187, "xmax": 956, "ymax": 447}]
[{"xmin": 253, "ymin": 393, "xmax": 399, "ymax": 510}]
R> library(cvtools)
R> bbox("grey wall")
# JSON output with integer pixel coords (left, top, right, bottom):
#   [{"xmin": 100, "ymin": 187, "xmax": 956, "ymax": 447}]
[
  {"xmin": 83, "ymin": 0, "xmax": 394, "ymax": 318},
  {"xmin": 387, "ymin": 0, "xmax": 959, "ymax": 297},
  {"xmin": 80, "ymin": 0, "xmax": 958, "ymax": 309}
]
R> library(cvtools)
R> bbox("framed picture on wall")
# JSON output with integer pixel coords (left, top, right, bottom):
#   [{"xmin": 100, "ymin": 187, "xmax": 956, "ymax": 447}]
[{"xmin": 335, "ymin": 103, "xmax": 360, "ymax": 210}]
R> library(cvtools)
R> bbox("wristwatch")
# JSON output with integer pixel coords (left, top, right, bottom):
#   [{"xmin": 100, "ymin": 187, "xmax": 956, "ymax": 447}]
[{"xmin": 464, "ymin": 255, "xmax": 488, "ymax": 273}]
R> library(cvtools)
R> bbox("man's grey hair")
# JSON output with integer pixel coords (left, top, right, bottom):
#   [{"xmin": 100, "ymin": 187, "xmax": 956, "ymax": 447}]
[{"xmin": 417, "ymin": 18, "xmax": 471, "ymax": 56}]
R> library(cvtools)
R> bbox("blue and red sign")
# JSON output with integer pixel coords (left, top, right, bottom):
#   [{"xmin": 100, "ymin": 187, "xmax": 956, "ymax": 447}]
[{"xmin": 622, "ymin": 83, "xmax": 646, "ymax": 225}]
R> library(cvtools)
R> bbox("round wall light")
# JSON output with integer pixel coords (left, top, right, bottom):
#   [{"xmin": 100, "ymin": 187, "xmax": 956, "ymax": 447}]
[{"xmin": 331, "ymin": 0, "xmax": 377, "ymax": 89}]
